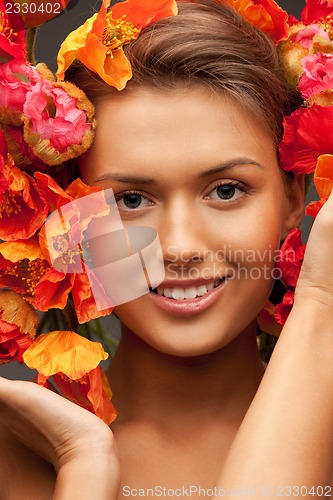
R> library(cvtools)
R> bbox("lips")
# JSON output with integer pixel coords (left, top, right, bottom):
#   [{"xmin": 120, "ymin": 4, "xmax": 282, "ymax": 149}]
[{"xmin": 148, "ymin": 277, "xmax": 228, "ymax": 316}]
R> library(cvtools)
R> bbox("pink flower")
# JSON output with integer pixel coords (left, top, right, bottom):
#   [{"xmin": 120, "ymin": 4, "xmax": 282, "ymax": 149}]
[
  {"xmin": 299, "ymin": 52, "xmax": 333, "ymax": 98},
  {"xmin": 23, "ymin": 80, "xmax": 92, "ymax": 153},
  {"xmin": 0, "ymin": 60, "xmax": 41, "ymax": 115},
  {"xmin": 294, "ymin": 23, "xmax": 329, "ymax": 49}
]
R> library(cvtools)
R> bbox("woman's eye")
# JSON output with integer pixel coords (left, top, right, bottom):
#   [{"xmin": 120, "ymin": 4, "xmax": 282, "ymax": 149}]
[
  {"xmin": 207, "ymin": 182, "xmax": 246, "ymax": 202},
  {"xmin": 115, "ymin": 191, "xmax": 151, "ymax": 211}
]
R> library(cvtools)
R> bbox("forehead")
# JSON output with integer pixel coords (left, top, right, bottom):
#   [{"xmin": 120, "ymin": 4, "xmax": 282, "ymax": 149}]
[{"xmin": 79, "ymin": 87, "xmax": 277, "ymax": 184}]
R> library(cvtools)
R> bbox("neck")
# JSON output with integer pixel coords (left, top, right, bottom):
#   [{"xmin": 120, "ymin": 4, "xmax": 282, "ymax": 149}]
[{"xmin": 107, "ymin": 322, "xmax": 265, "ymax": 430}]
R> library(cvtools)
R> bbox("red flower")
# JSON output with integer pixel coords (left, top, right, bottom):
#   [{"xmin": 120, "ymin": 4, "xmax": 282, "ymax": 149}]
[
  {"xmin": 273, "ymin": 228, "xmax": 306, "ymax": 326},
  {"xmin": 274, "ymin": 290, "xmax": 295, "ymax": 325},
  {"xmin": 301, "ymin": 0, "xmax": 333, "ymax": 25},
  {"xmin": 0, "ymin": 0, "xmax": 25, "ymax": 62},
  {"xmin": 257, "ymin": 301, "xmax": 282, "ymax": 336},
  {"xmin": 279, "ymin": 105, "xmax": 333, "ymax": 173},
  {"xmin": 0, "ymin": 155, "xmax": 49, "ymax": 240},
  {"xmin": 0, "ymin": 289, "xmax": 38, "ymax": 363},
  {"xmin": 10, "ymin": 0, "xmax": 71, "ymax": 28},
  {"xmin": 276, "ymin": 228, "xmax": 306, "ymax": 289}
]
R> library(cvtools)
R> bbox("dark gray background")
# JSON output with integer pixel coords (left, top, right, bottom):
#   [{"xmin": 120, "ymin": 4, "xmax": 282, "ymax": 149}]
[{"xmin": 0, "ymin": 0, "xmax": 316, "ymax": 379}]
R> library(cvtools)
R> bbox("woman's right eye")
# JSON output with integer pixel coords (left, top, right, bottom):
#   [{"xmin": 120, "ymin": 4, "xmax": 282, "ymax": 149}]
[{"xmin": 115, "ymin": 191, "xmax": 153, "ymax": 211}]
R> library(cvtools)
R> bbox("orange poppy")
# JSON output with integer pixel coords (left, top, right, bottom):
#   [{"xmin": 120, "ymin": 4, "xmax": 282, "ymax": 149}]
[
  {"xmin": 23, "ymin": 330, "xmax": 117, "ymax": 424},
  {"xmin": 0, "ymin": 289, "xmax": 38, "ymax": 363},
  {"xmin": 306, "ymin": 154, "xmax": 333, "ymax": 217},
  {"xmin": 0, "ymin": 239, "xmax": 73, "ymax": 310},
  {"xmin": 36, "ymin": 172, "xmax": 114, "ymax": 322},
  {"xmin": 0, "ymin": 154, "xmax": 49, "ymax": 240},
  {"xmin": 57, "ymin": 0, "xmax": 178, "ymax": 90},
  {"xmin": 224, "ymin": 0, "xmax": 289, "ymax": 43}
]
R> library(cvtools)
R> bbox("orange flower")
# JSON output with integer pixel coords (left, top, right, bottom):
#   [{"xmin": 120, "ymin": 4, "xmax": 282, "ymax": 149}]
[
  {"xmin": 306, "ymin": 154, "xmax": 333, "ymax": 217},
  {"xmin": 224, "ymin": 0, "xmax": 289, "ymax": 44},
  {"xmin": 0, "ymin": 154, "xmax": 49, "ymax": 240},
  {"xmin": 23, "ymin": 330, "xmax": 117, "ymax": 424},
  {"xmin": 0, "ymin": 239, "xmax": 73, "ymax": 310},
  {"xmin": 57, "ymin": 0, "xmax": 178, "ymax": 90},
  {"xmin": 0, "ymin": 289, "xmax": 38, "ymax": 363},
  {"xmin": 36, "ymin": 172, "xmax": 114, "ymax": 322}
]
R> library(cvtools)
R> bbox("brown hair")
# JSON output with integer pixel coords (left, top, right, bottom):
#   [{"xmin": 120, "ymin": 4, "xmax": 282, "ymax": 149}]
[{"xmin": 66, "ymin": 0, "xmax": 300, "ymax": 149}]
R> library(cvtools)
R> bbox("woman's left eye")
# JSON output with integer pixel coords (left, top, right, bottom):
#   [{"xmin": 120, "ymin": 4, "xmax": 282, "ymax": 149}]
[
  {"xmin": 206, "ymin": 181, "xmax": 247, "ymax": 202},
  {"xmin": 115, "ymin": 191, "xmax": 152, "ymax": 211}
]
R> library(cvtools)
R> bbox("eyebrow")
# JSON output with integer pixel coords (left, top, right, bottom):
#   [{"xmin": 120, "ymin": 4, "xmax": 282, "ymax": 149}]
[{"xmin": 93, "ymin": 158, "xmax": 263, "ymax": 185}]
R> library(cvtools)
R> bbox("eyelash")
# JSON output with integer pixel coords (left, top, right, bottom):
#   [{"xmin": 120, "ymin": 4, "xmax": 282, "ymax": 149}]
[{"xmin": 114, "ymin": 181, "xmax": 249, "ymax": 211}]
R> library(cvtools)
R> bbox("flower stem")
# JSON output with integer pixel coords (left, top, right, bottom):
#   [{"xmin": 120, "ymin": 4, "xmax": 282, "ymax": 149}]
[
  {"xmin": 26, "ymin": 28, "xmax": 38, "ymax": 65},
  {"xmin": 63, "ymin": 295, "xmax": 79, "ymax": 332}
]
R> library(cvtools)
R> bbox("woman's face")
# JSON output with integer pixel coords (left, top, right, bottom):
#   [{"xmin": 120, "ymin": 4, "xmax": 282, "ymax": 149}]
[{"xmin": 79, "ymin": 87, "xmax": 300, "ymax": 357}]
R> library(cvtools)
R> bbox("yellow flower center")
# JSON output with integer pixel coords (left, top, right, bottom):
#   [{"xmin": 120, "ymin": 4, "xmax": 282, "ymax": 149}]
[
  {"xmin": 102, "ymin": 13, "xmax": 140, "ymax": 57},
  {"xmin": 0, "ymin": 11, "xmax": 17, "ymax": 41},
  {"xmin": 318, "ymin": 15, "xmax": 333, "ymax": 38},
  {"xmin": 0, "ymin": 191, "xmax": 22, "ymax": 217},
  {"xmin": 51, "ymin": 235, "xmax": 84, "ymax": 267},
  {"xmin": 6, "ymin": 258, "xmax": 48, "ymax": 295}
]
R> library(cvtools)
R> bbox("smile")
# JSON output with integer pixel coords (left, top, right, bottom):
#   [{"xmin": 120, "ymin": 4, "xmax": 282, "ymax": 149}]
[
  {"xmin": 150, "ymin": 278, "xmax": 225, "ymax": 300},
  {"xmin": 148, "ymin": 277, "xmax": 228, "ymax": 316}
]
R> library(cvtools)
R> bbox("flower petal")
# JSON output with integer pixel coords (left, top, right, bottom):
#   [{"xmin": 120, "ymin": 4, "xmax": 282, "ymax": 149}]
[{"xmin": 23, "ymin": 330, "xmax": 108, "ymax": 379}]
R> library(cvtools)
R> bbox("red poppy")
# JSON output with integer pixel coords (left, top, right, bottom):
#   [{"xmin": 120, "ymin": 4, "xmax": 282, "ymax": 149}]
[
  {"xmin": 279, "ymin": 105, "xmax": 333, "ymax": 173},
  {"xmin": 301, "ymin": 0, "xmax": 333, "ymax": 25},
  {"xmin": 0, "ymin": 155, "xmax": 49, "ymax": 240},
  {"xmin": 0, "ymin": 0, "xmax": 25, "ymax": 62},
  {"xmin": 257, "ymin": 300, "xmax": 282, "ymax": 336},
  {"xmin": 0, "ymin": 289, "xmax": 38, "ymax": 363},
  {"xmin": 276, "ymin": 228, "xmax": 306, "ymax": 289},
  {"xmin": 273, "ymin": 228, "xmax": 306, "ymax": 326},
  {"xmin": 274, "ymin": 289, "xmax": 295, "ymax": 325},
  {"xmin": 4, "ymin": 0, "xmax": 71, "ymax": 28}
]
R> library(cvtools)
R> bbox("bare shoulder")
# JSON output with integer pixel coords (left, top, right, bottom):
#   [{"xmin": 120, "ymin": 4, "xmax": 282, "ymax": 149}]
[{"xmin": 0, "ymin": 424, "xmax": 56, "ymax": 500}]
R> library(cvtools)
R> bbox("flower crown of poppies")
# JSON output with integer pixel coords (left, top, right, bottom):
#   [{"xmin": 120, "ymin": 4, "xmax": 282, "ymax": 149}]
[{"xmin": 0, "ymin": 0, "xmax": 332, "ymax": 422}]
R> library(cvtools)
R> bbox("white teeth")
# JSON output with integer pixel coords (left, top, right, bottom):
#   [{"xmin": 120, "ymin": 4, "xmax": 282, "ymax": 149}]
[
  {"xmin": 172, "ymin": 288, "xmax": 185, "ymax": 300},
  {"xmin": 153, "ymin": 278, "xmax": 224, "ymax": 300},
  {"xmin": 184, "ymin": 287, "xmax": 197, "ymax": 299},
  {"xmin": 196, "ymin": 285, "xmax": 208, "ymax": 297}
]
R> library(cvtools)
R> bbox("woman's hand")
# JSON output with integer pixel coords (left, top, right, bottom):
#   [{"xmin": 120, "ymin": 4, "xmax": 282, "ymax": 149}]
[
  {"xmin": 0, "ymin": 377, "xmax": 121, "ymax": 499},
  {"xmin": 294, "ymin": 187, "xmax": 333, "ymax": 309}
]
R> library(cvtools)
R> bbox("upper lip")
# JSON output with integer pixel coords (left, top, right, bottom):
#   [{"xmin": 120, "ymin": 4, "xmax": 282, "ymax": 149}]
[{"xmin": 152, "ymin": 276, "xmax": 226, "ymax": 289}]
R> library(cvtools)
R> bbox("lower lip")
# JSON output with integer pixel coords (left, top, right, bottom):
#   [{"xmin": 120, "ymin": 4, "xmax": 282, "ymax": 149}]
[{"xmin": 147, "ymin": 279, "xmax": 227, "ymax": 316}]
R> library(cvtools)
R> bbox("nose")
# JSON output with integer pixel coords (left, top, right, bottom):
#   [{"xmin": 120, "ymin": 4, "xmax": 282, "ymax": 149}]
[{"xmin": 157, "ymin": 198, "xmax": 210, "ymax": 268}]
